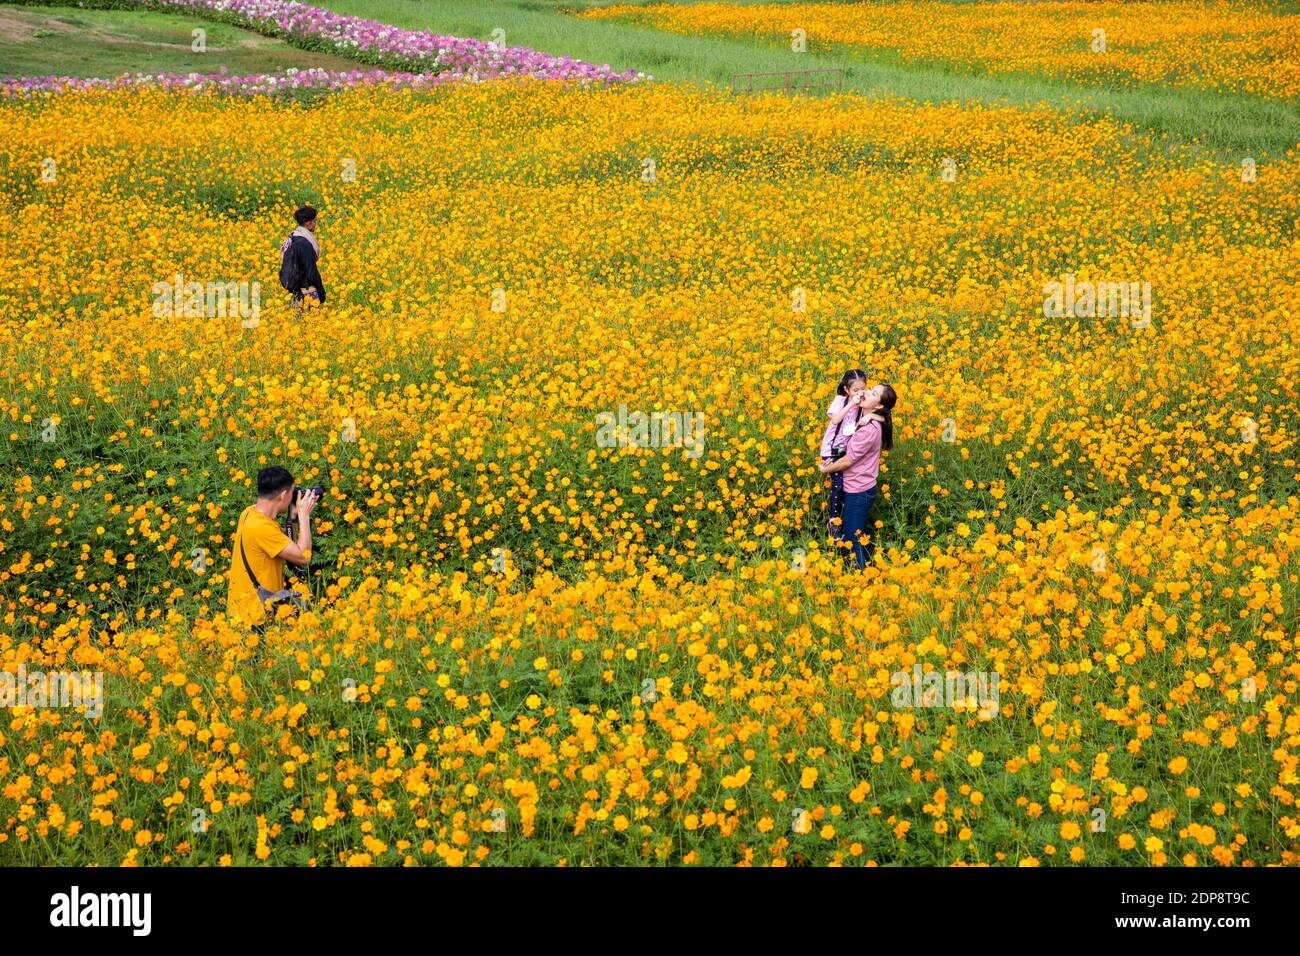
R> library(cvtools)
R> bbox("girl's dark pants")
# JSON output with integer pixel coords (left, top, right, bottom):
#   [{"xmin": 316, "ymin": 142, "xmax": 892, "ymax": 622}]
[{"xmin": 826, "ymin": 466, "xmax": 845, "ymax": 533}]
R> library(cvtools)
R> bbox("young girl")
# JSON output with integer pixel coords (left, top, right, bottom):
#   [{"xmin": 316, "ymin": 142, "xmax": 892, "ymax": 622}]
[
  {"xmin": 820, "ymin": 369, "xmax": 868, "ymax": 535},
  {"xmin": 818, "ymin": 382, "xmax": 897, "ymax": 569}
]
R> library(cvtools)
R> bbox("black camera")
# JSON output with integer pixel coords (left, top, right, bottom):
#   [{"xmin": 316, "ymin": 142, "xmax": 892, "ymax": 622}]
[
  {"xmin": 291, "ymin": 485, "xmax": 325, "ymax": 506},
  {"xmin": 284, "ymin": 485, "xmax": 327, "ymax": 553}
]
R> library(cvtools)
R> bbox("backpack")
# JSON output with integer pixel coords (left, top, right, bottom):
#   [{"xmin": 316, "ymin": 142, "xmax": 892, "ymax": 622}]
[{"xmin": 278, "ymin": 235, "xmax": 304, "ymax": 294}]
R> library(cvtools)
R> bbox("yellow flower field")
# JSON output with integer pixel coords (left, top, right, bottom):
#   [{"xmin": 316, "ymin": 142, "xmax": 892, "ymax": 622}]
[
  {"xmin": 2, "ymin": 504, "xmax": 1297, "ymax": 866},
  {"xmin": 0, "ymin": 77, "xmax": 1297, "ymax": 864},
  {"xmin": 585, "ymin": 1, "xmax": 1300, "ymax": 100}
]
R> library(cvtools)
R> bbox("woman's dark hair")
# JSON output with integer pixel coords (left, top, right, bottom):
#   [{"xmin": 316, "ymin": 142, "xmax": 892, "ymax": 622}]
[
  {"xmin": 877, "ymin": 384, "xmax": 898, "ymax": 451},
  {"xmin": 836, "ymin": 368, "xmax": 868, "ymax": 397},
  {"xmin": 257, "ymin": 466, "xmax": 295, "ymax": 498},
  {"xmin": 294, "ymin": 205, "xmax": 318, "ymax": 226}
]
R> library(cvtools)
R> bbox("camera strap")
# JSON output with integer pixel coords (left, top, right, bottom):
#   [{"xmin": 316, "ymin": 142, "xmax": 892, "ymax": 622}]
[{"xmin": 831, "ymin": 404, "xmax": 860, "ymax": 447}]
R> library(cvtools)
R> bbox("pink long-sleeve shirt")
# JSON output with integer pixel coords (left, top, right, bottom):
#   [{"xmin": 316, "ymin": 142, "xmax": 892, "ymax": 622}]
[
  {"xmin": 820, "ymin": 395, "xmax": 859, "ymax": 458},
  {"xmin": 840, "ymin": 418, "xmax": 883, "ymax": 493}
]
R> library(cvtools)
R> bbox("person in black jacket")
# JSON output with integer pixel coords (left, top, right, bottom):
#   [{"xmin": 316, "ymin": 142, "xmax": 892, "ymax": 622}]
[{"xmin": 282, "ymin": 205, "xmax": 326, "ymax": 305}]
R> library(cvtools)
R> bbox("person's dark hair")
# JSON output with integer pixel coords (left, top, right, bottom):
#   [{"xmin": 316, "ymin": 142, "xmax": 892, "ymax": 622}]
[
  {"xmin": 877, "ymin": 384, "xmax": 898, "ymax": 452},
  {"xmin": 836, "ymin": 368, "xmax": 868, "ymax": 397},
  {"xmin": 257, "ymin": 466, "xmax": 295, "ymax": 498},
  {"xmin": 293, "ymin": 205, "xmax": 318, "ymax": 226}
]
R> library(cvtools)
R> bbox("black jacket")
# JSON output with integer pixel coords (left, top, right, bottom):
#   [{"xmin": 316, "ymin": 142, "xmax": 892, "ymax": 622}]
[{"xmin": 289, "ymin": 234, "xmax": 326, "ymax": 303}]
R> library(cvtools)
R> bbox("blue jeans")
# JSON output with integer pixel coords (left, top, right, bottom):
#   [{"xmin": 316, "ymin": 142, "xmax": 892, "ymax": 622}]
[{"xmin": 837, "ymin": 486, "xmax": 878, "ymax": 570}]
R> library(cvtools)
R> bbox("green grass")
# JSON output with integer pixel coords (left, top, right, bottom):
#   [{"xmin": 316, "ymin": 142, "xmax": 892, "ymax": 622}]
[
  {"xmin": 0, "ymin": 4, "xmax": 365, "ymax": 76},
  {"xmin": 315, "ymin": 0, "xmax": 1300, "ymax": 159}
]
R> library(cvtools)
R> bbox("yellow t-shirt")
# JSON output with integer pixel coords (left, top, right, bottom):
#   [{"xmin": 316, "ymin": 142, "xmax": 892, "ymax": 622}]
[{"xmin": 227, "ymin": 506, "xmax": 293, "ymax": 626}]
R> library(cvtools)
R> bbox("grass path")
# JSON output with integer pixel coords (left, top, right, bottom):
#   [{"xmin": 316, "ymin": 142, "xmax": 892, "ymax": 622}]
[{"xmin": 0, "ymin": 4, "xmax": 365, "ymax": 76}]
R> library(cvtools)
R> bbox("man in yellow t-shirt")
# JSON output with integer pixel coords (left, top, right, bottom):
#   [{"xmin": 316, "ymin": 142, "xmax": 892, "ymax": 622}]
[{"xmin": 227, "ymin": 466, "xmax": 319, "ymax": 631}]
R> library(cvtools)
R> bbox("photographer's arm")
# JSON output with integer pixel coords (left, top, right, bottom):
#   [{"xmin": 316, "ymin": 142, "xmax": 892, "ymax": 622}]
[{"xmin": 278, "ymin": 491, "xmax": 318, "ymax": 566}]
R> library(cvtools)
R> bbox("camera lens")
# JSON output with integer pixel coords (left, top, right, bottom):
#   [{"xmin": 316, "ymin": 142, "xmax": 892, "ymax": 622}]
[{"xmin": 289, "ymin": 487, "xmax": 326, "ymax": 516}]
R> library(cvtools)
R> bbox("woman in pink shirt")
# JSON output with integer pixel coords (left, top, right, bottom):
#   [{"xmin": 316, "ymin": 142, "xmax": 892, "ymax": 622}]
[{"xmin": 818, "ymin": 383, "xmax": 897, "ymax": 569}]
